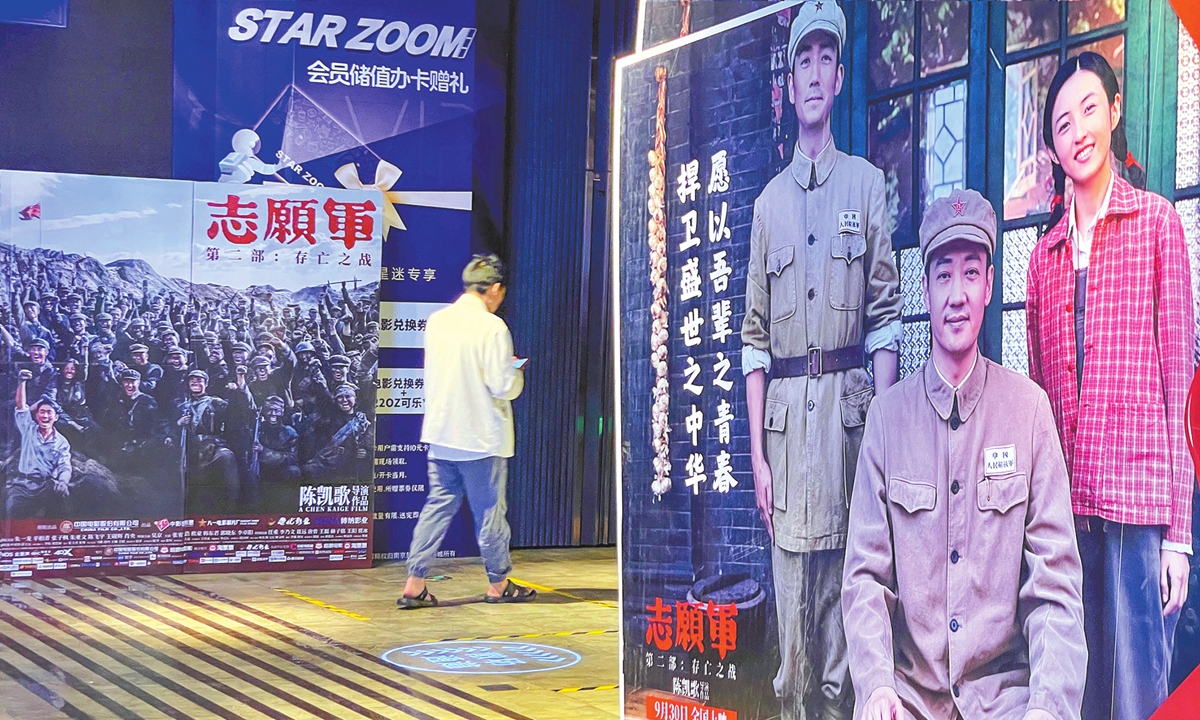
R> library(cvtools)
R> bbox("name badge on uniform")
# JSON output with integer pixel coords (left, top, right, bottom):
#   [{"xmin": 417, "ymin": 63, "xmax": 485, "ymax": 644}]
[
  {"xmin": 984, "ymin": 445, "xmax": 1017, "ymax": 475},
  {"xmin": 838, "ymin": 210, "xmax": 862, "ymax": 234}
]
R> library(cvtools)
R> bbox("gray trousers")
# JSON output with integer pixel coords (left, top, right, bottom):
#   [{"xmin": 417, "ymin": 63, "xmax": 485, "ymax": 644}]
[
  {"xmin": 406, "ymin": 457, "xmax": 513, "ymax": 584},
  {"xmin": 772, "ymin": 545, "xmax": 853, "ymax": 720}
]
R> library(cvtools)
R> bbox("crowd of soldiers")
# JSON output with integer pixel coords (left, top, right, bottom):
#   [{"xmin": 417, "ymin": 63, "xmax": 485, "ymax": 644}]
[{"xmin": 1, "ymin": 259, "xmax": 378, "ymax": 519}]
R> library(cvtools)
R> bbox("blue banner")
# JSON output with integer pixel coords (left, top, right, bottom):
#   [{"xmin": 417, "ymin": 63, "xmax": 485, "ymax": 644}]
[{"xmin": 172, "ymin": 0, "xmax": 510, "ymax": 561}]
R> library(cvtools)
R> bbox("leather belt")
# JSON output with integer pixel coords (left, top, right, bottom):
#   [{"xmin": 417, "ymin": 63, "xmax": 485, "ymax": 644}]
[{"xmin": 773, "ymin": 345, "xmax": 864, "ymax": 379}]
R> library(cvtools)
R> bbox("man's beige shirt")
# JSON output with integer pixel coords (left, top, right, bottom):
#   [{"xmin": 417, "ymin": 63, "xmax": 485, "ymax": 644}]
[
  {"xmin": 842, "ymin": 356, "xmax": 1085, "ymax": 720},
  {"xmin": 740, "ymin": 139, "xmax": 903, "ymax": 552}
]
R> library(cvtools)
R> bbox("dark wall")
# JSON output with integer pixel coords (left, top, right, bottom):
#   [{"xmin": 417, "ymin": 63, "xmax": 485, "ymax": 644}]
[
  {"xmin": 504, "ymin": 0, "xmax": 636, "ymax": 547},
  {"xmin": 0, "ymin": 0, "xmax": 172, "ymax": 178}
]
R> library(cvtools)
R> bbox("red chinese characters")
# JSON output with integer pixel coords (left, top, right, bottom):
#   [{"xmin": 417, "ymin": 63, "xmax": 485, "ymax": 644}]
[
  {"xmin": 206, "ymin": 195, "xmax": 258, "ymax": 244},
  {"xmin": 206, "ymin": 194, "xmax": 378, "ymax": 248},
  {"xmin": 265, "ymin": 198, "xmax": 318, "ymax": 244},
  {"xmin": 324, "ymin": 198, "xmax": 376, "ymax": 249},
  {"xmin": 644, "ymin": 597, "xmax": 738, "ymax": 659}
]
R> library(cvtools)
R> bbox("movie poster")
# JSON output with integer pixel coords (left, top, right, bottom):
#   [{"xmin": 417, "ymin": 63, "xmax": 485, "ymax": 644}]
[
  {"xmin": 172, "ymin": 0, "xmax": 511, "ymax": 563},
  {"xmin": 616, "ymin": 1, "xmax": 1200, "ymax": 718},
  {"xmin": 0, "ymin": 170, "xmax": 381, "ymax": 578}
]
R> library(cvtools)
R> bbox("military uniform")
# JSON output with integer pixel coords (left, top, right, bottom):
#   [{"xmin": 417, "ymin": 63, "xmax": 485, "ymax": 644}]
[
  {"xmin": 739, "ymin": 5, "xmax": 903, "ymax": 717},
  {"xmin": 842, "ymin": 190, "xmax": 1085, "ymax": 720}
]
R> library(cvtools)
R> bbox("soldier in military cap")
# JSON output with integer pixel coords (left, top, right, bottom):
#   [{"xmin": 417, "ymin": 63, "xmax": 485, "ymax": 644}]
[
  {"xmin": 128, "ymin": 343, "xmax": 163, "ymax": 397},
  {"xmin": 291, "ymin": 341, "xmax": 332, "ymax": 416},
  {"xmin": 38, "ymin": 292, "xmax": 70, "ymax": 353},
  {"xmin": 93, "ymin": 312, "xmax": 116, "ymax": 346},
  {"xmin": 114, "ymin": 316, "xmax": 147, "ymax": 362},
  {"xmin": 109, "ymin": 367, "xmax": 171, "ymax": 473},
  {"xmin": 843, "ymin": 189, "xmax": 1085, "ymax": 720},
  {"xmin": 16, "ymin": 337, "xmax": 59, "ymax": 407},
  {"xmin": 739, "ymin": 2, "xmax": 904, "ymax": 717},
  {"xmin": 301, "ymin": 382, "xmax": 371, "ymax": 483},
  {"xmin": 67, "ymin": 312, "xmax": 93, "ymax": 361},
  {"xmin": 178, "ymin": 367, "xmax": 255, "ymax": 514},
  {"xmin": 7, "ymin": 370, "xmax": 71, "ymax": 519},
  {"xmin": 199, "ymin": 339, "xmax": 236, "ymax": 399},
  {"xmin": 19, "ymin": 297, "xmax": 56, "ymax": 359},
  {"xmin": 328, "ymin": 354, "xmax": 352, "ymax": 387},
  {"xmin": 157, "ymin": 347, "xmax": 190, "ymax": 412},
  {"xmin": 61, "ymin": 292, "xmax": 84, "ymax": 318},
  {"xmin": 229, "ymin": 341, "xmax": 253, "ymax": 370},
  {"xmin": 251, "ymin": 394, "xmax": 301, "ymax": 488}
]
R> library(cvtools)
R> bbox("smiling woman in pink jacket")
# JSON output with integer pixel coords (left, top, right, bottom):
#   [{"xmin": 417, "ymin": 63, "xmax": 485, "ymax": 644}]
[{"xmin": 1025, "ymin": 51, "xmax": 1194, "ymax": 720}]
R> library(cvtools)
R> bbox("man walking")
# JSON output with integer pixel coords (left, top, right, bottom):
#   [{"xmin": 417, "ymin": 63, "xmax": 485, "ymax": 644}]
[
  {"xmin": 398, "ymin": 254, "xmax": 534, "ymax": 608},
  {"xmin": 842, "ymin": 190, "xmax": 1085, "ymax": 720},
  {"xmin": 740, "ymin": 2, "xmax": 903, "ymax": 716}
]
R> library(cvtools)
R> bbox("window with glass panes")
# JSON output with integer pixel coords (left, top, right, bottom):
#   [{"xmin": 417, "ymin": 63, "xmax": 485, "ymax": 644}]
[
  {"xmin": 998, "ymin": 0, "xmax": 1129, "ymax": 376},
  {"xmin": 862, "ymin": 0, "xmax": 978, "ymax": 378}
]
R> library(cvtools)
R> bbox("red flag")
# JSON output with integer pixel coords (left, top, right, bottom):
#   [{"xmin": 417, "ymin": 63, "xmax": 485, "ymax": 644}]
[{"xmin": 18, "ymin": 204, "xmax": 41, "ymax": 221}]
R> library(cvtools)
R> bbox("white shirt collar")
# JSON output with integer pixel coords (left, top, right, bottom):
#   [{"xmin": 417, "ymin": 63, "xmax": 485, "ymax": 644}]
[{"xmin": 1067, "ymin": 172, "xmax": 1115, "ymax": 268}]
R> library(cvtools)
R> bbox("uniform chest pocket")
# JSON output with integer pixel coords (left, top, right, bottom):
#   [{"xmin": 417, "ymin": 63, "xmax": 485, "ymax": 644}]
[
  {"xmin": 767, "ymin": 245, "xmax": 797, "ymax": 322},
  {"xmin": 829, "ymin": 233, "xmax": 866, "ymax": 311},
  {"xmin": 978, "ymin": 472, "xmax": 1029, "ymax": 514},
  {"xmin": 888, "ymin": 477, "xmax": 936, "ymax": 514}
]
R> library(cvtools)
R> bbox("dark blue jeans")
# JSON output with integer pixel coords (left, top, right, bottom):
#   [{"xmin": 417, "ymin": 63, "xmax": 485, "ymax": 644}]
[{"xmin": 1077, "ymin": 518, "xmax": 1180, "ymax": 720}]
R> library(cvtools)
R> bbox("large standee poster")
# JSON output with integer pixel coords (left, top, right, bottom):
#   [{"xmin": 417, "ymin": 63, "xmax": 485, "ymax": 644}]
[
  {"xmin": 616, "ymin": 5, "xmax": 798, "ymax": 719},
  {"xmin": 617, "ymin": 2, "xmax": 1200, "ymax": 720},
  {"xmin": 0, "ymin": 171, "xmax": 381, "ymax": 579},
  {"xmin": 172, "ymin": 0, "xmax": 510, "ymax": 562}
]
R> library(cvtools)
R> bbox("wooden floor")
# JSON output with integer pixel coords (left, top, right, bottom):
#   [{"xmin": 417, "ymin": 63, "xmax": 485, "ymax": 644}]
[{"xmin": 0, "ymin": 548, "xmax": 620, "ymax": 720}]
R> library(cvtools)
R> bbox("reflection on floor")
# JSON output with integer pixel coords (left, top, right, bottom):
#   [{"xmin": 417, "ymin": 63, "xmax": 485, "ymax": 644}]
[{"xmin": 0, "ymin": 547, "xmax": 619, "ymax": 720}]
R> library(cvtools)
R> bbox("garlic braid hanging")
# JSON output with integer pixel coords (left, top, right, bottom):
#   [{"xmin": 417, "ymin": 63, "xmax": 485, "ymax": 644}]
[{"xmin": 649, "ymin": 66, "xmax": 671, "ymax": 497}]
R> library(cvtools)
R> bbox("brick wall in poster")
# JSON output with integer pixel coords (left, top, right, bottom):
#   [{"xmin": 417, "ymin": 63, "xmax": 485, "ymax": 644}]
[{"xmin": 621, "ymin": 9, "xmax": 793, "ymax": 617}]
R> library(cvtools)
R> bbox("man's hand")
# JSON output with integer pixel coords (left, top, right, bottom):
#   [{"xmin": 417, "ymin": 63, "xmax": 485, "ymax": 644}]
[
  {"xmin": 1161, "ymin": 549, "xmax": 1190, "ymax": 615},
  {"xmin": 863, "ymin": 687, "xmax": 901, "ymax": 720},
  {"xmin": 17, "ymin": 369, "xmax": 32, "ymax": 382},
  {"xmin": 53, "ymin": 480, "xmax": 69, "ymax": 497},
  {"xmin": 750, "ymin": 453, "xmax": 774, "ymax": 542},
  {"xmin": 177, "ymin": 413, "xmax": 190, "ymax": 427},
  {"xmin": 1022, "ymin": 710, "xmax": 1056, "ymax": 720}
]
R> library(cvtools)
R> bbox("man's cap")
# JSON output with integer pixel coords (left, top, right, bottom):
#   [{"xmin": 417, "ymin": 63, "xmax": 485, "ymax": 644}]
[
  {"xmin": 334, "ymin": 383, "xmax": 357, "ymax": 398},
  {"xmin": 68, "ymin": 313, "xmax": 88, "ymax": 322},
  {"xmin": 156, "ymin": 321, "xmax": 173, "ymax": 330},
  {"xmin": 187, "ymin": 369, "xmax": 209, "ymax": 382},
  {"xmin": 63, "ymin": 293, "xmax": 82, "ymax": 302},
  {"xmin": 22, "ymin": 299, "xmax": 38, "ymax": 308},
  {"xmin": 203, "ymin": 331, "xmax": 219, "ymax": 342},
  {"xmin": 231, "ymin": 342, "xmax": 253, "ymax": 354},
  {"xmin": 919, "ymin": 188, "xmax": 997, "ymax": 269},
  {"xmin": 166, "ymin": 347, "xmax": 187, "ymax": 357},
  {"xmin": 329, "ymin": 354, "xmax": 351, "ymax": 367},
  {"xmin": 28, "ymin": 338, "xmax": 50, "ymax": 349},
  {"xmin": 129, "ymin": 317, "xmax": 146, "ymax": 327},
  {"xmin": 119, "ymin": 368, "xmax": 142, "ymax": 382},
  {"xmin": 129, "ymin": 343, "xmax": 149, "ymax": 353},
  {"xmin": 39, "ymin": 294, "xmax": 58, "ymax": 304},
  {"xmin": 250, "ymin": 355, "xmax": 272, "ymax": 367},
  {"xmin": 788, "ymin": 0, "xmax": 846, "ymax": 67},
  {"xmin": 255, "ymin": 332, "xmax": 274, "ymax": 345},
  {"xmin": 462, "ymin": 253, "xmax": 505, "ymax": 288},
  {"xmin": 95, "ymin": 312, "xmax": 112, "ymax": 321},
  {"xmin": 294, "ymin": 341, "xmax": 316, "ymax": 355},
  {"xmin": 264, "ymin": 395, "xmax": 286, "ymax": 408}
]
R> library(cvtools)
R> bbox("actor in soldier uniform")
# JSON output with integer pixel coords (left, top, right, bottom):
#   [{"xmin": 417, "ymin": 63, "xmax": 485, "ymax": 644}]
[
  {"xmin": 179, "ymin": 368, "xmax": 254, "ymax": 514},
  {"xmin": 7, "ymin": 369, "xmax": 72, "ymax": 519},
  {"xmin": 110, "ymin": 368, "xmax": 170, "ymax": 474},
  {"xmin": 842, "ymin": 190, "xmax": 1085, "ymax": 720},
  {"xmin": 128, "ymin": 344, "xmax": 163, "ymax": 397},
  {"xmin": 739, "ymin": 3, "xmax": 903, "ymax": 717},
  {"xmin": 252, "ymin": 395, "xmax": 300, "ymax": 486},
  {"xmin": 301, "ymin": 382, "xmax": 370, "ymax": 483}
]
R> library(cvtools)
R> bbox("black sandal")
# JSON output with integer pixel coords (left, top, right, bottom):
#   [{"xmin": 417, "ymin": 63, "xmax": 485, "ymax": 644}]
[
  {"xmin": 485, "ymin": 580, "xmax": 537, "ymax": 604},
  {"xmin": 397, "ymin": 588, "xmax": 438, "ymax": 610}
]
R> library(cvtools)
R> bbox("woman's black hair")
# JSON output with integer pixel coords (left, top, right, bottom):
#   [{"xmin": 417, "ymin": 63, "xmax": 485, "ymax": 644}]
[{"xmin": 1042, "ymin": 51, "xmax": 1146, "ymax": 229}]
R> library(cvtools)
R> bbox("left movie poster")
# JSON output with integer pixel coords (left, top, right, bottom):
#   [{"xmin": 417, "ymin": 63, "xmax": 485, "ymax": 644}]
[{"xmin": 0, "ymin": 170, "xmax": 382, "ymax": 579}]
